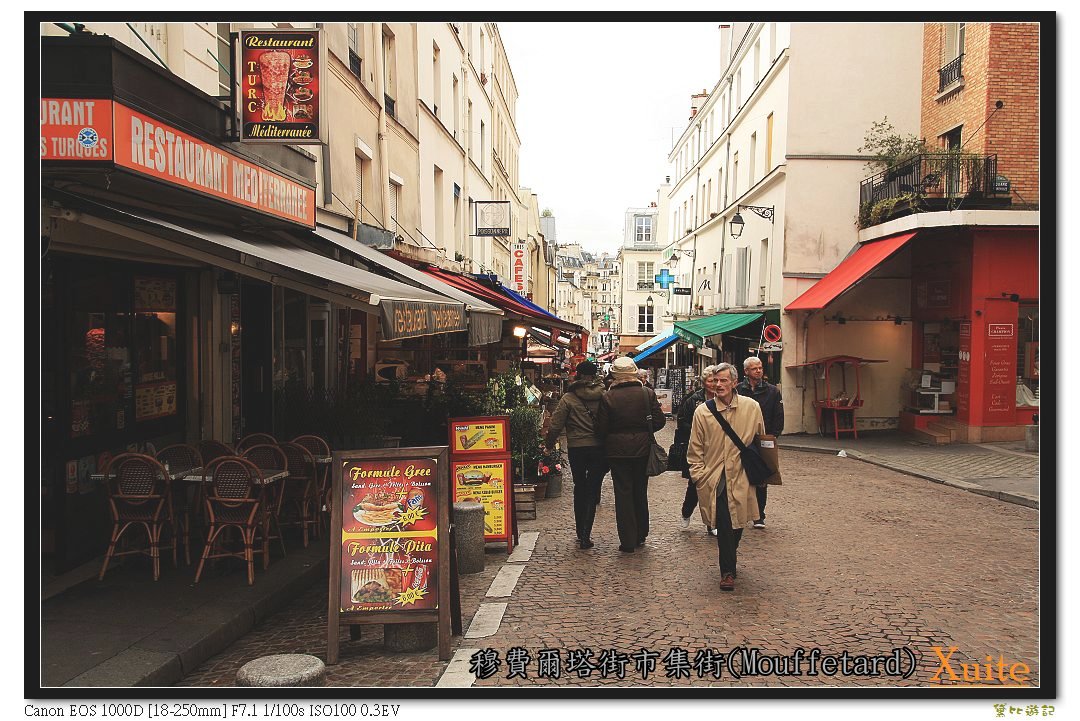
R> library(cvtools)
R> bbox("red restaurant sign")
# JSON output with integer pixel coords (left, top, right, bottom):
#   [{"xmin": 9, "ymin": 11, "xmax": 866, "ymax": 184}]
[
  {"xmin": 40, "ymin": 99, "xmax": 113, "ymax": 161},
  {"xmin": 239, "ymin": 29, "xmax": 324, "ymax": 144}
]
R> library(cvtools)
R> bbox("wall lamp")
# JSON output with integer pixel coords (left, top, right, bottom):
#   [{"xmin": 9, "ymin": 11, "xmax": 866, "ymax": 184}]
[
  {"xmin": 729, "ymin": 205, "xmax": 775, "ymax": 239},
  {"xmin": 1001, "ymin": 292, "xmax": 1021, "ymax": 302},
  {"xmin": 513, "ymin": 326, "xmax": 527, "ymax": 338},
  {"xmin": 666, "ymin": 248, "xmax": 696, "ymax": 266}
]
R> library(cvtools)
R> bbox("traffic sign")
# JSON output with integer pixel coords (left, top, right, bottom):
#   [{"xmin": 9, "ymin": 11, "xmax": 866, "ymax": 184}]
[
  {"xmin": 759, "ymin": 341, "xmax": 783, "ymax": 352},
  {"xmin": 763, "ymin": 324, "xmax": 782, "ymax": 343}
]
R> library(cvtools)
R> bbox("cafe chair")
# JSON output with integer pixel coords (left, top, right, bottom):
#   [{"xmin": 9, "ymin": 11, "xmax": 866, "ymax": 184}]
[
  {"xmin": 155, "ymin": 444, "xmax": 203, "ymax": 565},
  {"xmin": 98, "ymin": 453, "xmax": 179, "ymax": 582},
  {"xmin": 236, "ymin": 433, "xmax": 277, "ymax": 453},
  {"xmin": 195, "ymin": 457, "xmax": 267, "ymax": 586},
  {"xmin": 278, "ymin": 442, "xmax": 318, "ymax": 547},
  {"xmin": 198, "ymin": 439, "xmax": 235, "ymax": 465},
  {"xmin": 292, "ymin": 435, "xmax": 331, "ymax": 534},
  {"xmin": 241, "ymin": 444, "xmax": 289, "ymax": 559}
]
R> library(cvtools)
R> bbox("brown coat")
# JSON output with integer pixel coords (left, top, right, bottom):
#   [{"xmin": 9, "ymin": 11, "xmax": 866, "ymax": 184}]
[
  {"xmin": 595, "ymin": 380, "xmax": 666, "ymax": 458},
  {"xmin": 686, "ymin": 393, "xmax": 764, "ymax": 529}
]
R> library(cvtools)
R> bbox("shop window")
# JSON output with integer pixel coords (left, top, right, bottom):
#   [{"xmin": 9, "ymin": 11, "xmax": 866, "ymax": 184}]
[
  {"xmin": 1017, "ymin": 304, "xmax": 1039, "ymax": 405},
  {"xmin": 133, "ymin": 277, "xmax": 178, "ymax": 423},
  {"xmin": 274, "ymin": 287, "xmax": 309, "ymax": 391}
]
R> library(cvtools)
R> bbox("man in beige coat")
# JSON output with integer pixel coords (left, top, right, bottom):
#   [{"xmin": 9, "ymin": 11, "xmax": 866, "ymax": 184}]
[{"xmin": 687, "ymin": 362, "xmax": 764, "ymax": 591}]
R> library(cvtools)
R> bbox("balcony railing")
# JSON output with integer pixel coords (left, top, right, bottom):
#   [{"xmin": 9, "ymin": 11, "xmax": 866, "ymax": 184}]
[
  {"xmin": 636, "ymin": 281, "xmax": 654, "ymax": 290},
  {"xmin": 858, "ymin": 152, "xmax": 1009, "ymax": 226},
  {"xmin": 938, "ymin": 53, "xmax": 964, "ymax": 92}
]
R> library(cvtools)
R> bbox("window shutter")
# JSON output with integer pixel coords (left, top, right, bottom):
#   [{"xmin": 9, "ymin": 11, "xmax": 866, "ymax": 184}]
[
  {"xmin": 388, "ymin": 180, "xmax": 399, "ymax": 232},
  {"xmin": 354, "ymin": 158, "xmax": 364, "ymax": 218}
]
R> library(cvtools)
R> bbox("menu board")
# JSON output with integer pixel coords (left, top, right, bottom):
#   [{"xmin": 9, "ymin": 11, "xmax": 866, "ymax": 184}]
[
  {"xmin": 340, "ymin": 457, "xmax": 438, "ymax": 613},
  {"xmin": 134, "ymin": 381, "xmax": 177, "ymax": 421},
  {"xmin": 328, "ymin": 447, "xmax": 450, "ymax": 664},
  {"xmin": 450, "ymin": 416, "xmax": 509, "ymax": 455},
  {"xmin": 239, "ymin": 29, "xmax": 324, "ymax": 144},
  {"xmin": 134, "ymin": 277, "xmax": 177, "ymax": 312},
  {"xmin": 452, "ymin": 459, "xmax": 509, "ymax": 540}
]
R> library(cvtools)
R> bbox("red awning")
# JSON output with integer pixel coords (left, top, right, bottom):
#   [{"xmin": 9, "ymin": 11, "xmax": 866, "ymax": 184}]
[
  {"xmin": 785, "ymin": 232, "xmax": 916, "ymax": 311},
  {"xmin": 419, "ymin": 265, "xmax": 583, "ymax": 333}
]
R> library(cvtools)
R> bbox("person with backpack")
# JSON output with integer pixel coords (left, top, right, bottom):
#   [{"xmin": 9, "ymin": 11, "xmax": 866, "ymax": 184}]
[{"xmin": 544, "ymin": 361, "xmax": 607, "ymax": 549}]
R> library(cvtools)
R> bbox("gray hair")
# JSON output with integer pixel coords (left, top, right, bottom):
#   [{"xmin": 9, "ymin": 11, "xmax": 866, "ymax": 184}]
[
  {"xmin": 715, "ymin": 362, "xmax": 738, "ymax": 382},
  {"xmin": 700, "ymin": 364, "xmax": 719, "ymax": 380},
  {"xmin": 743, "ymin": 355, "xmax": 764, "ymax": 371}
]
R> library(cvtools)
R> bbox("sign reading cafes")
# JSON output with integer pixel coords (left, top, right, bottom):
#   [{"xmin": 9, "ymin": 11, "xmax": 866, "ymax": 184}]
[
  {"xmin": 238, "ymin": 29, "xmax": 325, "ymax": 144},
  {"xmin": 42, "ymin": 99, "xmax": 316, "ymax": 227}
]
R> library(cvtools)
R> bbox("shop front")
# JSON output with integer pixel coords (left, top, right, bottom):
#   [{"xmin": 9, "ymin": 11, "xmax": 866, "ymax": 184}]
[{"xmin": 785, "ymin": 220, "xmax": 1039, "ymax": 442}]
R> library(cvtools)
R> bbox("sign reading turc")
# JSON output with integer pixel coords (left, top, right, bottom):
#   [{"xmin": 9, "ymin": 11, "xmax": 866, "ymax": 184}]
[{"xmin": 238, "ymin": 29, "xmax": 325, "ymax": 144}]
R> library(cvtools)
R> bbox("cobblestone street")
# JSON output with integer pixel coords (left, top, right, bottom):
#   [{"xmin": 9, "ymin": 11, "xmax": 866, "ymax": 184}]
[{"xmin": 179, "ymin": 423, "xmax": 1040, "ymax": 689}]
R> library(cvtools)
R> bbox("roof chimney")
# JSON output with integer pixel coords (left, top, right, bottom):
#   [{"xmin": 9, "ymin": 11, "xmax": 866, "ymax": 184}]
[{"xmin": 689, "ymin": 90, "xmax": 709, "ymax": 120}]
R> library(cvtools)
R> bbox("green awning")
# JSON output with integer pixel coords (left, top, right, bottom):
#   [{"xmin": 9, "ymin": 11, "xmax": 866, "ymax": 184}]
[{"xmin": 673, "ymin": 312, "xmax": 763, "ymax": 347}]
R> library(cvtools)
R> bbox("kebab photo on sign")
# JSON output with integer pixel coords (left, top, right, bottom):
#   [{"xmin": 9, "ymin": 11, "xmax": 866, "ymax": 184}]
[{"xmin": 352, "ymin": 485, "xmax": 427, "ymax": 529}]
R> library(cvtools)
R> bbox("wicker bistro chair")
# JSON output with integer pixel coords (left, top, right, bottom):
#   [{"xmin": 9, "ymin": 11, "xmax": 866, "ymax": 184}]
[
  {"xmin": 98, "ymin": 453, "xmax": 180, "ymax": 582},
  {"xmin": 291, "ymin": 435, "xmax": 331, "ymax": 533},
  {"xmin": 241, "ymin": 444, "xmax": 289, "ymax": 559},
  {"xmin": 195, "ymin": 457, "xmax": 268, "ymax": 586},
  {"xmin": 155, "ymin": 444, "xmax": 203, "ymax": 565},
  {"xmin": 278, "ymin": 443, "xmax": 319, "ymax": 547},
  {"xmin": 198, "ymin": 439, "xmax": 235, "ymax": 465},
  {"xmin": 236, "ymin": 433, "xmax": 277, "ymax": 453}
]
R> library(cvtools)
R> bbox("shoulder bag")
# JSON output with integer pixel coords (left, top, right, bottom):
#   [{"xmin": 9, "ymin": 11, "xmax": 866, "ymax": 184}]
[
  {"xmin": 704, "ymin": 399, "xmax": 776, "ymax": 487},
  {"xmin": 643, "ymin": 386, "xmax": 669, "ymax": 476}
]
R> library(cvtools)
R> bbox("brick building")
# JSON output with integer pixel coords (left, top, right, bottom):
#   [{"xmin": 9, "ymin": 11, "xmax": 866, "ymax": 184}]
[{"xmin": 784, "ymin": 21, "xmax": 1041, "ymax": 444}]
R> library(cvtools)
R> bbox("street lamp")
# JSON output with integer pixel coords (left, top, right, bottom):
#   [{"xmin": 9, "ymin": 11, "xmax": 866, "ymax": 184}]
[{"xmin": 729, "ymin": 205, "xmax": 775, "ymax": 239}]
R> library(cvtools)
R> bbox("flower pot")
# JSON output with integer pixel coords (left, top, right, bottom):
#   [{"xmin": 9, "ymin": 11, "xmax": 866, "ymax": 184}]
[{"xmin": 544, "ymin": 471, "xmax": 563, "ymax": 498}]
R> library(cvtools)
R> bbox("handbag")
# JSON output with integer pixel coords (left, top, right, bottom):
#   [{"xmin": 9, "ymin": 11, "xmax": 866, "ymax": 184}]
[
  {"xmin": 643, "ymin": 387, "xmax": 668, "ymax": 477},
  {"xmin": 755, "ymin": 434, "xmax": 783, "ymax": 485},
  {"xmin": 704, "ymin": 399, "xmax": 775, "ymax": 487}
]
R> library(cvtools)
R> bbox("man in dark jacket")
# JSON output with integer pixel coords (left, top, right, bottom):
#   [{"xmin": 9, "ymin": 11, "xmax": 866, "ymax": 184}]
[
  {"xmin": 676, "ymin": 365, "xmax": 719, "ymax": 533},
  {"xmin": 595, "ymin": 357, "xmax": 666, "ymax": 553},
  {"xmin": 544, "ymin": 361, "xmax": 606, "ymax": 549},
  {"xmin": 737, "ymin": 355, "xmax": 783, "ymax": 528}
]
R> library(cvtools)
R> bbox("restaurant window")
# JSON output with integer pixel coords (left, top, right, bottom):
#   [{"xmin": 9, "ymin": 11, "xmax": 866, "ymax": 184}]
[
  {"xmin": 274, "ymin": 287, "xmax": 308, "ymax": 391},
  {"xmin": 637, "ymin": 304, "xmax": 654, "ymax": 334}
]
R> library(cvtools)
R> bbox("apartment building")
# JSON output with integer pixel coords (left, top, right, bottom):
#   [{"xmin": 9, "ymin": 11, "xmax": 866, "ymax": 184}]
[
  {"xmin": 618, "ymin": 203, "xmax": 669, "ymax": 354},
  {"xmin": 662, "ymin": 22, "xmax": 924, "ymax": 432}
]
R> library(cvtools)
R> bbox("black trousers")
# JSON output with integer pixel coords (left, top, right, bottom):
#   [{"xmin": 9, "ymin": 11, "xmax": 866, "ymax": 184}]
[
  {"xmin": 567, "ymin": 446, "xmax": 607, "ymax": 540},
  {"xmin": 755, "ymin": 484, "xmax": 767, "ymax": 522},
  {"xmin": 681, "ymin": 479, "xmax": 699, "ymax": 519},
  {"xmin": 715, "ymin": 477, "xmax": 743, "ymax": 576},
  {"xmin": 608, "ymin": 457, "xmax": 650, "ymax": 549}
]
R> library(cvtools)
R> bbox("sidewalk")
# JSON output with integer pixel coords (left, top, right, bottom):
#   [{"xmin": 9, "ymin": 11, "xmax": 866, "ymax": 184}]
[
  {"xmin": 41, "ymin": 542, "xmax": 328, "ymax": 687},
  {"xmin": 778, "ymin": 430, "xmax": 1039, "ymax": 509}
]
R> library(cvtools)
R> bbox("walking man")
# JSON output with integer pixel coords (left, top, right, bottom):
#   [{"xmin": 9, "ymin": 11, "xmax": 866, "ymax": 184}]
[
  {"xmin": 596, "ymin": 357, "xmax": 666, "ymax": 553},
  {"xmin": 544, "ymin": 361, "xmax": 606, "ymax": 549},
  {"xmin": 687, "ymin": 362, "xmax": 764, "ymax": 591},
  {"xmin": 737, "ymin": 356, "xmax": 783, "ymax": 529},
  {"xmin": 676, "ymin": 365, "xmax": 719, "ymax": 534}
]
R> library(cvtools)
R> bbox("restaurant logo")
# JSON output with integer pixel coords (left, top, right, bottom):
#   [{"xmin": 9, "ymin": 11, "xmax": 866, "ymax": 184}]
[
  {"xmin": 238, "ymin": 29, "xmax": 324, "ymax": 144},
  {"xmin": 988, "ymin": 324, "xmax": 1015, "ymax": 338},
  {"xmin": 40, "ymin": 99, "xmax": 113, "ymax": 160}
]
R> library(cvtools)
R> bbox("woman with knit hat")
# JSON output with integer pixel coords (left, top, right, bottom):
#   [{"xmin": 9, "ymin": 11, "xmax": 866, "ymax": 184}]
[{"xmin": 595, "ymin": 356, "xmax": 666, "ymax": 552}]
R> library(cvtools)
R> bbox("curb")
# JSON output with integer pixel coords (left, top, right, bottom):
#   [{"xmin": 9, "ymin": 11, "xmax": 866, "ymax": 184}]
[{"xmin": 782, "ymin": 443, "xmax": 1039, "ymax": 511}]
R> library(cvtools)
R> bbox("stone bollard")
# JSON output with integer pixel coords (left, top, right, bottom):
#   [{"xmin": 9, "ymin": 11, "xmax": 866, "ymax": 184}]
[
  {"xmin": 1025, "ymin": 425, "xmax": 1038, "ymax": 452},
  {"xmin": 383, "ymin": 622, "xmax": 437, "ymax": 652},
  {"xmin": 452, "ymin": 501, "xmax": 485, "ymax": 575},
  {"xmin": 236, "ymin": 654, "xmax": 326, "ymax": 687}
]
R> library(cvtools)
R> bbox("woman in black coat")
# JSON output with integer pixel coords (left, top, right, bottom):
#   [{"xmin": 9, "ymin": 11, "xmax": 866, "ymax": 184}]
[{"xmin": 595, "ymin": 357, "xmax": 666, "ymax": 553}]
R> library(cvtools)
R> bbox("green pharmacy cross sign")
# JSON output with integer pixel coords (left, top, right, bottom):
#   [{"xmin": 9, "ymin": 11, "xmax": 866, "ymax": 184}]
[{"xmin": 654, "ymin": 268, "xmax": 675, "ymax": 289}]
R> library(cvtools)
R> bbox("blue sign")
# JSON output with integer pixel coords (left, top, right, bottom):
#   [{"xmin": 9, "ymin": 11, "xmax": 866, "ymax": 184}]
[{"xmin": 654, "ymin": 268, "xmax": 675, "ymax": 289}]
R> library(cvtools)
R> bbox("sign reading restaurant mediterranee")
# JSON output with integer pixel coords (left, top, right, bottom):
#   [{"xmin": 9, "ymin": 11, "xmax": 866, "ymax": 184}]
[
  {"xmin": 238, "ymin": 29, "xmax": 325, "ymax": 144},
  {"xmin": 474, "ymin": 201, "xmax": 511, "ymax": 236}
]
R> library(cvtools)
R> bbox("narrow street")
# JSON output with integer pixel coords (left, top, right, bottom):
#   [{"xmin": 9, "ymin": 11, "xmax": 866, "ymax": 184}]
[{"xmin": 179, "ymin": 422, "xmax": 1040, "ymax": 688}]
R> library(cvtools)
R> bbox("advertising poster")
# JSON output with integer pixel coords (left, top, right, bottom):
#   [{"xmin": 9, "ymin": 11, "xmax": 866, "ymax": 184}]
[
  {"xmin": 450, "ymin": 417, "xmax": 509, "ymax": 454},
  {"xmin": 654, "ymin": 388, "xmax": 673, "ymax": 415},
  {"xmin": 134, "ymin": 277, "xmax": 177, "ymax": 312},
  {"xmin": 134, "ymin": 381, "xmax": 177, "ymax": 421},
  {"xmin": 452, "ymin": 459, "xmax": 510, "ymax": 539},
  {"xmin": 339, "ymin": 457, "xmax": 439, "ymax": 613},
  {"xmin": 239, "ymin": 29, "xmax": 324, "ymax": 144},
  {"xmin": 984, "ymin": 310, "xmax": 1017, "ymax": 422}
]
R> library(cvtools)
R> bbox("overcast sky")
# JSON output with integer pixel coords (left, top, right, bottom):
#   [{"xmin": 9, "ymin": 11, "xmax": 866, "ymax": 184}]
[{"xmin": 498, "ymin": 22, "xmax": 724, "ymax": 257}]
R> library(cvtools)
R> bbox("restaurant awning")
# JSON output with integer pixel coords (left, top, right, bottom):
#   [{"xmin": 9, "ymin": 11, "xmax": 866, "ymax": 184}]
[
  {"xmin": 673, "ymin": 312, "xmax": 763, "ymax": 347},
  {"xmin": 632, "ymin": 334, "xmax": 678, "ymax": 363},
  {"xmin": 58, "ymin": 195, "xmax": 467, "ymax": 341},
  {"xmin": 785, "ymin": 231, "xmax": 917, "ymax": 311},
  {"xmin": 312, "ymin": 226, "xmax": 503, "ymax": 345}
]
